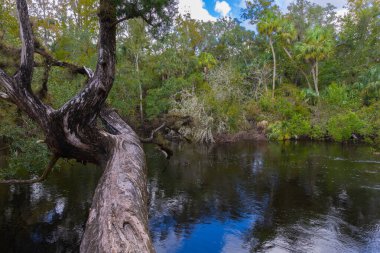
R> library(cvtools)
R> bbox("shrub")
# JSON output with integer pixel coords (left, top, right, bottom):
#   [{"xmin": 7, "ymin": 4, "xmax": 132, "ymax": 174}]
[
  {"xmin": 326, "ymin": 112, "xmax": 367, "ymax": 141},
  {"xmin": 268, "ymin": 114, "xmax": 311, "ymax": 140}
]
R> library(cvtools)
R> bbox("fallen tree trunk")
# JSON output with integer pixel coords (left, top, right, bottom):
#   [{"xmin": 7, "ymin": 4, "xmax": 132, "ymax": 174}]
[
  {"xmin": 0, "ymin": 0, "xmax": 175, "ymax": 251},
  {"xmin": 81, "ymin": 109, "xmax": 153, "ymax": 252}
]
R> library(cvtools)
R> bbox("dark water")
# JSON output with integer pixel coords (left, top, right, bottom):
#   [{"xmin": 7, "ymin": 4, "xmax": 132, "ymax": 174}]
[{"xmin": 0, "ymin": 142, "xmax": 380, "ymax": 252}]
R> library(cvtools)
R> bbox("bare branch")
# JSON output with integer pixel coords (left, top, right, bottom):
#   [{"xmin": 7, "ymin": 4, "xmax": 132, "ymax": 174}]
[
  {"xmin": 15, "ymin": 0, "xmax": 35, "ymax": 88},
  {"xmin": 0, "ymin": 155, "xmax": 59, "ymax": 184},
  {"xmin": 112, "ymin": 16, "xmax": 129, "ymax": 27},
  {"xmin": 35, "ymin": 48, "xmax": 91, "ymax": 77},
  {"xmin": 0, "ymin": 40, "xmax": 91, "ymax": 77},
  {"xmin": 140, "ymin": 123, "xmax": 166, "ymax": 143}
]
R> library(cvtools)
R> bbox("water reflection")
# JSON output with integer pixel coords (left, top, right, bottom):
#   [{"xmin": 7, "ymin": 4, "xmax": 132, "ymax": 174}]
[
  {"xmin": 0, "ymin": 141, "xmax": 379, "ymax": 252},
  {"xmin": 0, "ymin": 158, "xmax": 101, "ymax": 253},
  {"xmin": 146, "ymin": 142, "xmax": 380, "ymax": 253}
]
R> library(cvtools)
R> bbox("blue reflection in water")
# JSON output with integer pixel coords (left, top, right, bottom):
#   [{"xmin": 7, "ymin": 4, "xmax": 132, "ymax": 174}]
[
  {"xmin": 147, "ymin": 142, "xmax": 380, "ymax": 253},
  {"xmin": 154, "ymin": 215, "xmax": 259, "ymax": 253}
]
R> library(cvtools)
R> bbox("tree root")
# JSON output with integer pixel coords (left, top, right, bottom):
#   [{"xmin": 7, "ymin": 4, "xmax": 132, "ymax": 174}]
[{"xmin": 0, "ymin": 155, "xmax": 59, "ymax": 184}]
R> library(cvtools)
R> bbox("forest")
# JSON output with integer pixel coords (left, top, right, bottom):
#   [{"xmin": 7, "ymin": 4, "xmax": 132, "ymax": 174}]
[
  {"xmin": 1, "ymin": 0, "xmax": 379, "ymax": 165},
  {"xmin": 0, "ymin": 0, "xmax": 379, "ymax": 252}
]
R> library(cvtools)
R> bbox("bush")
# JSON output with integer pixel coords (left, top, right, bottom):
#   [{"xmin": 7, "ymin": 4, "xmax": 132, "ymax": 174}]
[
  {"xmin": 322, "ymin": 83, "xmax": 360, "ymax": 109},
  {"xmin": 326, "ymin": 112, "xmax": 367, "ymax": 141},
  {"xmin": 268, "ymin": 114, "xmax": 311, "ymax": 140}
]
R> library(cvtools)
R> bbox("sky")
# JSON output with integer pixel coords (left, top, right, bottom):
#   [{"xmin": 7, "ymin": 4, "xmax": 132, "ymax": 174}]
[{"xmin": 177, "ymin": 0, "xmax": 348, "ymax": 24}]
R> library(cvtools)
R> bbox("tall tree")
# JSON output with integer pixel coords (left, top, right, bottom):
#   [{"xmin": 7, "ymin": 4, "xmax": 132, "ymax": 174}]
[
  {"xmin": 123, "ymin": 18, "xmax": 149, "ymax": 125},
  {"xmin": 277, "ymin": 17, "xmax": 312, "ymax": 89},
  {"xmin": 257, "ymin": 10, "xmax": 281, "ymax": 97},
  {"xmin": 296, "ymin": 26, "xmax": 334, "ymax": 95},
  {"xmin": 0, "ymin": 0, "xmax": 176, "ymax": 252},
  {"xmin": 243, "ymin": 0, "xmax": 280, "ymax": 97}
]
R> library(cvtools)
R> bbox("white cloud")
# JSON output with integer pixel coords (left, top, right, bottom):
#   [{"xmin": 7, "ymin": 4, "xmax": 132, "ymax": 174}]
[
  {"xmin": 215, "ymin": 1, "xmax": 232, "ymax": 17},
  {"xmin": 239, "ymin": 0, "xmax": 247, "ymax": 8},
  {"xmin": 178, "ymin": 0, "xmax": 217, "ymax": 21}
]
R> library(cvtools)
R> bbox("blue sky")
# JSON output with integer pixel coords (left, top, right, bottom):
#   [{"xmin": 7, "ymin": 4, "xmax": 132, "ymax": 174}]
[{"xmin": 177, "ymin": 0, "xmax": 348, "ymax": 23}]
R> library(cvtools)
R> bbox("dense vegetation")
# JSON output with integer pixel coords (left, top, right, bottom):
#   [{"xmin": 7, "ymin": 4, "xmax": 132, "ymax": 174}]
[{"xmin": 0, "ymin": 0, "xmax": 379, "ymax": 174}]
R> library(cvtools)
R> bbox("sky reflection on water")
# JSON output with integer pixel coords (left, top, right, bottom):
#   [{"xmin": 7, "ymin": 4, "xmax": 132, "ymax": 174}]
[
  {"xmin": 147, "ymin": 142, "xmax": 380, "ymax": 253},
  {"xmin": 0, "ymin": 141, "xmax": 379, "ymax": 252}
]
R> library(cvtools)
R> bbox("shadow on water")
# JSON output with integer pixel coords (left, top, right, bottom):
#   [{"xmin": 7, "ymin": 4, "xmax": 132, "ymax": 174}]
[
  {"xmin": 0, "ymin": 141, "xmax": 102, "ymax": 253},
  {"xmin": 0, "ymin": 141, "xmax": 379, "ymax": 252},
  {"xmin": 146, "ymin": 141, "xmax": 380, "ymax": 253}
]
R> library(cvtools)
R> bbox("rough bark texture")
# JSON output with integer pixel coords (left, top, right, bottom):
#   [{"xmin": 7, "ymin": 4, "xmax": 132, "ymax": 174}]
[
  {"xmin": 0, "ymin": 0, "xmax": 154, "ymax": 252},
  {"xmin": 80, "ymin": 109, "xmax": 153, "ymax": 252}
]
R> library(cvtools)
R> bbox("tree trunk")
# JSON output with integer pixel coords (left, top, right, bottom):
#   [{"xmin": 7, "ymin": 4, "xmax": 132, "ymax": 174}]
[
  {"xmin": 136, "ymin": 54, "xmax": 144, "ymax": 125},
  {"xmin": 0, "ymin": 0, "xmax": 155, "ymax": 252},
  {"xmin": 315, "ymin": 60, "xmax": 319, "ymax": 96},
  {"xmin": 311, "ymin": 61, "xmax": 319, "ymax": 96},
  {"xmin": 282, "ymin": 47, "xmax": 312, "ymax": 90},
  {"xmin": 80, "ymin": 109, "xmax": 154, "ymax": 252},
  {"xmin": 269, "ymin": 37, "xmax": 276, "ymax": 98}
]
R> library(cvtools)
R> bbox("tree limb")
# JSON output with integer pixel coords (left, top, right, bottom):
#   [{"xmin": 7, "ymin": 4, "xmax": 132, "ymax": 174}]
[
  {"xmin": 140, "ymin": 123, "xmax": 166, "ymax": 143},
  {"xmin": 35, "ymin": 48, "xmax": 91, "ymax": 77},
  {"xmin": 0, "ymin": 155, "xmax": 59, "ymax": 184},
  {"xmin": 15, "ymin": 0, "xmax": 35, "ymax": 89},
  {"xmin": 0, "ymin": 41, "xmax": 91, "ymax": 78}
]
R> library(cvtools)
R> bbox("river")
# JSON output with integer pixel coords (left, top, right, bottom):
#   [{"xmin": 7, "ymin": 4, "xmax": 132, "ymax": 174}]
[{"xmin": 0, "ymin": 141, "xmax": 379, "ymax": 252}]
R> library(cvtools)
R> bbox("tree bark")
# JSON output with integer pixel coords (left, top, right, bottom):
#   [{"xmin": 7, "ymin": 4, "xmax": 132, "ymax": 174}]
[
  {"xmin": 311, "ymin": 61, "xmax": 319, "ymax": 96},
  {"xmin": 80, "ymin": 109, "xmax": 153, "ymax": 252},
  {"xmin": 136, "ymin": 53, "xmax": 144, "ymax": 125},
  {"xmin": 269, "ymin": 37, "xmax": 276, "ymax": 98},
  {"xmin": 0, "ymin": 0, "xmax": 155, "ymax": 252},
  {"xmin": 315, "ymin": 60, "xmax": 319, "ymax": 96}
]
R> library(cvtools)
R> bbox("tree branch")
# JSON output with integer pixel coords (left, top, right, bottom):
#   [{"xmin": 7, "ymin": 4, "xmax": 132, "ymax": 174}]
[
  {"xmin": 0, "ymin": 41, "xmax": 91, "ymax": 77},
  {"xmin": 0, "ymin": 155, "xmax": 59, "ymax": 184},
  {"xmin": 15, "ymin": 0, "xmax": 35, "ymax": 88},
  {"xmin": 140, "ymin": 123, "xmax": 166, "ymax": 143},
  {"xmin": 35, "ymin": 48, "xmax": 91, "ymax": 77}
]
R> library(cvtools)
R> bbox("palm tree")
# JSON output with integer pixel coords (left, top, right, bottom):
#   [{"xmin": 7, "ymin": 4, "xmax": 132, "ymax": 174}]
[
  {"xmin": 278, "ymin": 19, "xmax": 313, "ymax": 90},
  {"xmin": 257, "ymin": 10, "xmax": 281, "ymax": 97},
  {"xmin": 296, "ymin": 26, "xmax": 334, "ymax": 96}
]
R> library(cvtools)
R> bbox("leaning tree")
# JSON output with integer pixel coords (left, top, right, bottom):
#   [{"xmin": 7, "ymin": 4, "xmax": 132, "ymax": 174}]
[{"xmin": 0, "ymin": 0, "xmax": 176, "ymax": 252}]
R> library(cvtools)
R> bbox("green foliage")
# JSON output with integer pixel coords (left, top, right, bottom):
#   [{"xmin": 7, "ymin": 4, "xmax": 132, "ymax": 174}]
[
  {"xmin": 326, "ymin": 112, "xmax": 367, "ymax": 142},
  {"xmin": 0, "ymin": 0, "xmax": 379, "ymax": 146},
  {"xmin": 268, "ymin": 114, "xmax": 311, "ymax": 140},
  {"xmin": 48, "ymin": 69, "xmax": 86, "ymax": 108},
  {"xmin": 322, "ymin": 83, "xmax": 360, "ymax": 109},
  {"xmin": 0, "ymin": 110, "xmax": 49, "ymax": 179},
  {"xmin": 301, "ymin": 88, "xmax": 319, "ymax": 105},
  {"xmin": 146, "ymin": 77, "xmax": 194, "ymax": 119},
  {"xmin": 296, "ymin": 26, "xmax": 334, "ymax": 62},
  {"xmin": 355, "ymin": 66, "xmax": 380, "ymax": 105}
]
